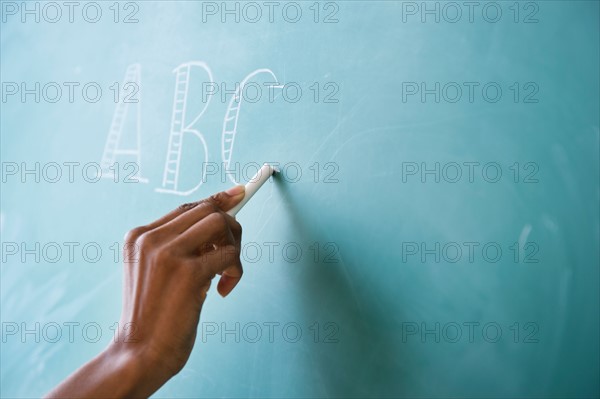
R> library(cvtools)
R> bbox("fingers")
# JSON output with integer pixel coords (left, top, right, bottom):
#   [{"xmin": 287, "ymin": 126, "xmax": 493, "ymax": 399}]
[
  {"xmin": 160, "ymin": 185, "xmax": 245, "ymax": 234},
  {"xmin": 222, "ymin": 212, "xmax": 243, "ymax": 247},
  {"xmin": 127, "ymin": 186, "xmax": 245, "ymax": 301},
  {"xmin": 206, "ymin": 185, "xmax": 246, "ymax": 213},
  {"xmin": 194, "ymin": 244, "xmax": 243, "ymax": 291},
  {"xmin": 125, "ymin": 185, "xmax": 245, "ymax": 243},
  {"xmin": 139, "ymin": 200, "xmax": 204, "ymax": 233},
  {"xmin": 175, "ymin": 210, "xmax": 242, "ymax": 253},
  {"xmin": 217, "ymin": 264, "xmax": 243, "ymax": 297},
  {"xmin": 163, "ymin": 201, "xmax": 222, "ymax": 236},
  {"xmin": 178, "ymin": 211, "xmax": 244, "ymax": 297},
  {"xmin": 124, "ymin": 200, "xmax": 205, "ymax": 244},
  {"xmin": 210, "ymin": 213, "xmax": 243, "ymax": 297}
]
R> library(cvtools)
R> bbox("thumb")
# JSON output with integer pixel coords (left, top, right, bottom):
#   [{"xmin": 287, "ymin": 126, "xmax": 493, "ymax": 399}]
[{"xmin": 207, "ymin": 185, "xmax": 245, "ymax": 212}]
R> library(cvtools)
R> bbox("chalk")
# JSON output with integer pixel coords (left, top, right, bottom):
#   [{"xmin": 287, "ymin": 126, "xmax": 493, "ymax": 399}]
[{"xmin": 227, "ymin": 163, "xmax": 276, "ymax": 216}]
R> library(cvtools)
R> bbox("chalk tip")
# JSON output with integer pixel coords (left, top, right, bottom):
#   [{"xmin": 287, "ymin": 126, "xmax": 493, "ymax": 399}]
[{"xmin": 265, "ymin": 163, "xmax": 279, "ymax": 175}]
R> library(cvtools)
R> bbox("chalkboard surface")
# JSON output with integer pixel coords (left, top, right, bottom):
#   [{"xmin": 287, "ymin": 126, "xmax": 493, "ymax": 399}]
[{"xmin": 1, "ymin": 1, "xmax": 598, "ymax": 397}]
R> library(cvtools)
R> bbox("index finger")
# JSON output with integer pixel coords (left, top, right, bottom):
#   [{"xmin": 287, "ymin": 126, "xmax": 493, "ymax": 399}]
[{"xmin": 160, "ymin": 185, "xmax": 245, "ymax": 234}]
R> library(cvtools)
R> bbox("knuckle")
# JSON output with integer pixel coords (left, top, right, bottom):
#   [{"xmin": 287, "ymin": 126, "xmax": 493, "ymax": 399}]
[
  {"xmin": 207, "ymin": 192, "xmax": 230, "ymax": 210},
  {"xmin": 208, "ymin": 192, "xmax": 226, "ymax": 209},
  {"xmin": 177, "ymin": 201, "xmax": 199, "ymax": 212},
  {"xmin": 137, "ymin": 230, "xmax": 159, "ymax": 249},
  {"xmin": 205, "ymin": 211, "xmax": 229, "ymax": 230},
  {"xmin": 199, "ymin": 200, "xmax": 219, "ymax": 214},
  {"xmin": 124, "ymin": 226, "xmax": 149, "ymax": 243}
]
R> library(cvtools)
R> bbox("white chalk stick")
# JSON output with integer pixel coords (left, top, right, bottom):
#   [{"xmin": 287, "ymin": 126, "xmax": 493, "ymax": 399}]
[{"xmin": 227, "ymin": 163, "xmax": 275, "ymax": 216}]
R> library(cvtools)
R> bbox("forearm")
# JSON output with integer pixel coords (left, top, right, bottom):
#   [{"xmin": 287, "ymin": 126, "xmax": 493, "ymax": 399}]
[{"xmin": 45, "ymin": 343, "xmax": 169, "ymax": 398}]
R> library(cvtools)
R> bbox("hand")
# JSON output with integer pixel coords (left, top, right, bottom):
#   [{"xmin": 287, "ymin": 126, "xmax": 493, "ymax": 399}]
[
  {"xmin": 46, "ymin": 185, "xmax": 246, "ymax": 398},
  {"xmin": 120, "ymin": 185, "xmax": 246, "ymax": 377}
]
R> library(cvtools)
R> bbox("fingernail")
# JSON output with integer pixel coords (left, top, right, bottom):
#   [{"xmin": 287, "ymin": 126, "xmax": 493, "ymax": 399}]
[{"xmin": 225, "ymin": 185, "xmax": 245, "ymax": 197}]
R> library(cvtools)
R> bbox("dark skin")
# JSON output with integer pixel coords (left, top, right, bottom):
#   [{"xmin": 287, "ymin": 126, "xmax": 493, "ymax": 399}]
[{"xmin": 46, "ymin": 185, "xmax": 246, "ymax": 398}]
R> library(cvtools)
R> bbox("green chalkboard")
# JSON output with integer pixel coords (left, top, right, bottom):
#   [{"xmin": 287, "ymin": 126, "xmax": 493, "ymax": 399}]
[{"xmin": 1, "ymin": 1, "xmax": 598, "ymax": 397}]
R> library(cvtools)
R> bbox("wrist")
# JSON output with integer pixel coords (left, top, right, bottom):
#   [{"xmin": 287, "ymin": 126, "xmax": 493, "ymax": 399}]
[
  {"xmin": 104, "ymin": 341, "xmax": 173, "ymax": 397},
  {"xmin": 45, "ymin": 340, "xmax": 172, "ymax": 398}
]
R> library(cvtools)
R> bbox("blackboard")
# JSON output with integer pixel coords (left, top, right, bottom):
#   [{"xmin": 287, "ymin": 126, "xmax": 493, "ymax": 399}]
[{"xmin": 1, "ymin": 1, "xmax": 598, "ymax": 397}]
